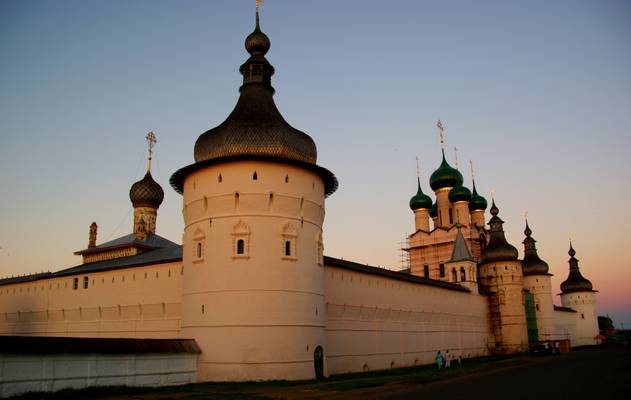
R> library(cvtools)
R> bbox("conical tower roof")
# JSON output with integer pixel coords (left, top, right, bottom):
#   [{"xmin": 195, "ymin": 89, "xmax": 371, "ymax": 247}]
[
  {"xmin": 479, "ymin": 200, "xmax": 518, "ymax": 264},
  {"xmin": 171, "ymin": 11, "xmax": 337, "ymax": 196},
  {"xmin": 560, "ymin": 243, "xmax": 594, "ymax": 293},
  {"xmin": 521, "ymin": 221, "xmax": 550, "ymax": 276}
]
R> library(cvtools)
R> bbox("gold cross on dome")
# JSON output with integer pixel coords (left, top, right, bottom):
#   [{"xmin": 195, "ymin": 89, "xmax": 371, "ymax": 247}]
[
  {"xmin": 437, "ymin": 119, "xmax": 445, "ymax": 148},
  {"xmin": 256, "ymin": 0, "xmax": 264, "ymax": 13},
  {"xmin": 146, "ymin": 131, "xmax": 157, "ymax": 171}
]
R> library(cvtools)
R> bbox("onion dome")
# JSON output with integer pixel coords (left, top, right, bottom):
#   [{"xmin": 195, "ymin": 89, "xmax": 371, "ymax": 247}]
[
  {"xmin": 171, "ymin": 11, "xmax": 337, "ymax": 197},
  {"xmin": 245, "ymin": 13, "xmax": 270, "ymax": 55},
  {"xmin": 522, "ymin": 221, "xmax": 550, "ymax": 275},
  {"xmin": 429, "ymin": 202, "xmax": 438, "ymax": 218},
  {"xmin": 130, "ymin": 171, "xmax": 164, "ymax": 209},
  {"xmin": 560, "ymin": 244, "xmax": 594, "ymax": 293},
  {"xmin": 409, "ymin": 178, "xmax": 432, "ymax": 210},
  {"xmin": 430, "ymin": 150, "xmax": 464, "ymax": 191},
  {"xmin": 469, "ymin": 181, "xmax": 488, "ymax": 211},
  {"xmin": 479, "ymin": 200, "xmax": 518, "ymax": 264},
  {"xmin": 448, "ymin": 184, "xmax": 472, "ymax": 203}
]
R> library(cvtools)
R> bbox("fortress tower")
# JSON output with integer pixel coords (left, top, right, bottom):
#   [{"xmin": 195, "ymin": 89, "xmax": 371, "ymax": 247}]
[
  {"xmin": 478, "ymin": 200, "xmax": 528, "ymax": 354},
  {"xmin": 170, "ymin": 10, "xmax": 337, "ymax": 381},
  {"xmin": 560, "ymin": 244, "xmax": 599, "ymax": 346},
  {"xmin": 521, "ymin": 221, "xmax": 555, "ymax": 341}
]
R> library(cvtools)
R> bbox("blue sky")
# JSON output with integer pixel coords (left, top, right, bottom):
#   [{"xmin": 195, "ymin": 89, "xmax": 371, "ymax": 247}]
[{"xmin": 1, "ymin": 0, "xmax": 630, "ymax": 326}]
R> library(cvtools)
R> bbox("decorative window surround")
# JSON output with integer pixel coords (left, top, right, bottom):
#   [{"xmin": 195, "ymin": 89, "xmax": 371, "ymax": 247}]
[{"xmin": 231, "ymin": 220, "xmax": 250, "ymax": 259}]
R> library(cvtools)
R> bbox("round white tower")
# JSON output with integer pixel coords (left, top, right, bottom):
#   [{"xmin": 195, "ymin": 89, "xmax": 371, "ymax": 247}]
[
  {"xmin": 171, "ymin": 11, "xmax": 337, "ymax": 381},
  {"xmin": 521, "ymin": 221, "xmax": 555, "ymax": 341},
  {"xmin": 560, "ymin": 244, "xmax": 599, "ymax": 346},
  {"xmin": 478, "ymin": 200, "xmax": 529, "ymax": 354}
]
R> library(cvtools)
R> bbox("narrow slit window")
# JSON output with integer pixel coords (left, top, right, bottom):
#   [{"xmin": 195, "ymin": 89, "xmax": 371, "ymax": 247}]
[
  {"xmin": 236, "ymin": 239, "xmax": 245, "ymax": 255},
  {"xmin": 218, "ymin": 174, "xmax": 222, "ymax": 183},
  {"xmin": 449, "ymin": 208, "xmax": 453, "ymax": 225},
  {"xmin": 423, "ymin": 264, "xmax": 429, "ymax": 278},
  {"xmin": 196, "ymin": 242, "xmax": 202, "ymax": 259},
  {"xmin": 285, "ymin": 240, "xmax": 292, "ymax": 257},
  {"xmin": 439, "ymin": 263, "xmax": 445, "ymax": 278},
  {"xmin": 253, "ymin": 171, "xmax": 258, "ymax": 180},
  {"xmin": 460, "ymin": 267, "xmax": 466, "ymax": 282}
]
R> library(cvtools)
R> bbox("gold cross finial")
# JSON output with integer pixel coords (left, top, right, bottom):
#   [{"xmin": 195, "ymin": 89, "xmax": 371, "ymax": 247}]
[
  {"xmin": 256, "ymin": 0, "xmax": 264, "ymax": 13},
  {"xmin": 490, "ymin": 188, "xmax": 496, "ymax": 200},
  {"xmin": 415, "ymin": 156, "xmax": 420, "ymax": 178},
  {"xmin": 437, "ymin": 119, "xmax": 445, "ymax": 149},
  {"xmin": 454, "ymin": 146, "xmax": 459, "ymax": 170},
  {"xmin": 145, "ymin": 131, "xmax": 157, "ymax": 172},
  {"xmin": 469, "ymin": 160, "xmax": 475, "ymax": 182}
]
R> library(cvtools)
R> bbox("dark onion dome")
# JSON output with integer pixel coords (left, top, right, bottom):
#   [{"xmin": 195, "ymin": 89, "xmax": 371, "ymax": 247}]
[
  {"xmin": 522, "ymin": 221, "xmax": 550, "ymax": 275},
  {"xmin": 429, "ymin": 150, "xmax": 464, "ymax": 191},
  {"xmin": 560, "ymin": 244, "xmax": 594, "ymax": 293},
  {"xmin": 448, "ymin": 184, "xmax": 472, "ymax": 203},
  {"xmin": 469, "ymin": 181, "xmax": 488, "ymax": 211},
  {"xmin": 130, "ymin": 171, "xmax": 164, "ymax": 209},
  {"xmin": 479, "ymin": 200, "xmax": 518, "ymax": 264},
  {"xmin": 409, "ymin": 178, "xmax": 432, "ymax": 210},
  {"xmin": 171, "ymin": 12, "xmax": 337, "ymax": 197},
  {"xmin": 429, "ymin": 202, "xmax": 438, "ymax": 218}
]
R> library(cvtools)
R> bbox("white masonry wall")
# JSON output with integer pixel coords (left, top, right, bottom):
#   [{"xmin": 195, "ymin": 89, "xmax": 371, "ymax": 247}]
[
  {"xmin": 324, "ymin": 264, "xmax": 491, "ymax": 375},
  {"xmin": 0, "ymin": 352, "xmax": 198, "ymax": 398}
]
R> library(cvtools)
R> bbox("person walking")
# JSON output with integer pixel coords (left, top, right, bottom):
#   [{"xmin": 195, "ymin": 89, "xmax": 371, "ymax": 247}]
[
  {"xmin": 445, "ymin": 350, "xmax": 451, "ymax": 368},
  {"xmin": 436, "ymin": 351, "xmax": 444, "ymax": 369}
]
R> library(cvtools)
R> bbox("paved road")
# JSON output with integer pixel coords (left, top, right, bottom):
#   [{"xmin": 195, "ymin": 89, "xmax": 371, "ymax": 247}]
[{"xmin": 375, "ymin": 346, "xmax": 631, "ymax": 400}]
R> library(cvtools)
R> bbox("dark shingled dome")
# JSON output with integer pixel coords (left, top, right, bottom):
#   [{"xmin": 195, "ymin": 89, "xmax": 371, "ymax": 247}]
[
  {"xmin": 130, "ymin": 171, "xmax": 164, "ymax": 209},
  {"xmin": 522, "ymin": 222, "xmax": 550, "ymax": 276},
  {"xmin": 170, "ymin": 12, "xmax": 337, "ymax": 197},
  {"xmin": 480, "ymin": 200, "xmax": 518, "ymax": 264},
  {"xmin": 193, "ymin": 13, "xmax": 317, "ymax": 165},
  {"xmin": 560, "ymin": 244, "xmax": 594, "ymax": 293}
]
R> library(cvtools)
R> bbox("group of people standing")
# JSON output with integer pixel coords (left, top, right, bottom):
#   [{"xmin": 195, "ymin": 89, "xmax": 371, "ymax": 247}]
[{"xmin": 435, "ymin": 350, "xmax": 460, "ymax": 369}]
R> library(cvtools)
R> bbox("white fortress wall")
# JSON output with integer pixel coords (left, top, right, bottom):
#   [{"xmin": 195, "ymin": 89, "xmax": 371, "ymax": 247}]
[
  {"xmin": 553, "ymin": 309, "xmax": 578, "ymax": 345},
  {"xmin": 324, "ymin": 263, "xmax": 490, "ymax": 375},
  {"xmin": 0, "ymin": 261, "xmax": 182, "ymax": 338}
]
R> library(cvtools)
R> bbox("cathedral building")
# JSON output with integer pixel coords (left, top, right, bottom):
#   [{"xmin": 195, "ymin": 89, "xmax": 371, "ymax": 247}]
[{"xmin": 0, "ymin": 10, "xmax": 600, "ymax": 397}]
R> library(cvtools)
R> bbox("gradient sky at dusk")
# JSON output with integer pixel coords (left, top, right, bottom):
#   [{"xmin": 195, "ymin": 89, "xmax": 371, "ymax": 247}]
[{"xmin": 1, "ymin": 1, "xmax": 630, "ymax": 326}]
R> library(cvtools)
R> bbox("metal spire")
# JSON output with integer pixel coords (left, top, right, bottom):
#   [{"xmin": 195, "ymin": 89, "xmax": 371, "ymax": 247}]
[
  {"xmin": 437, "ymin": 119, "xmax": 445, "ymax": 150},
  {"xmin": 454, "ymin": 146, "xmax": 459, "ymax": 170},
  {"xmin": 146, "ymin": 131, "xmax": 157, "ymax": 172},
  {"xmin": 415, "ymin": 156, "xmax": 421, "ymax": 178}
]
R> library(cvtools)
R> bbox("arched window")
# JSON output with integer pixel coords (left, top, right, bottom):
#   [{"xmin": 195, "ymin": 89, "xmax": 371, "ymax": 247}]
[
  {"xmin": 451, "ymin": 268, "xmax": 458, "ymax": 282},
  {"xmin": 439, "ymin": 263, "xmax": 445, "ymax": 278},
  {"xmin": 423, "ymin": 264, "xmax": 429, "ymax": 278},
  {"xmin": 460, "ymin": 267, "xmax": 466, "ymax": 282},
  {"xmin": 252, "ymin": 171, "xmax": 258, "ymax": 180},
  {"xmin": 281, "ymin": 222, "xmax": 298, "ymax": 260},
  {"xmin": 232, "ymin": 221, "xmax": 250, "ymax": 259},
  {"xmin": 193, "ymin": 228, "xmax": 205, "ymax": 263}
]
